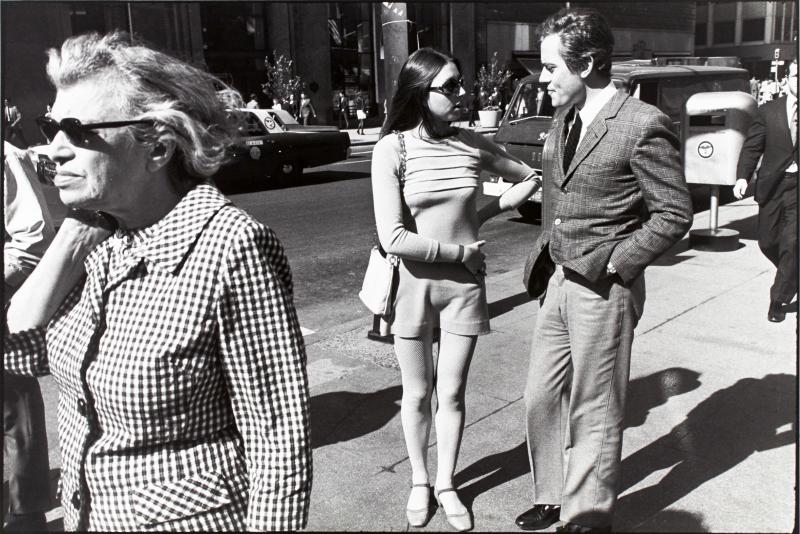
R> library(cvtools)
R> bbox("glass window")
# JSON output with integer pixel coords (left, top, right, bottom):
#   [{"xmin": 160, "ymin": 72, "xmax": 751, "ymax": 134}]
[
  {"xmin": 713, "ymin": 20, "xmax": 735, "ymax": 44},
  {"xmin": 741, "ymin": 18, "xmax": 765, "ymax": 42},
  {"xmin": 659, "ymin": 75, "xmax": 749, "ymax": 121},
  {"xmin": 506, "ymin": 80, "xmax": 554, "ymax": 120},
  {"xmin": 695, "ymin": 22, "xmax": 707, "ymax": 46},
  {"xmin": 329, "ymin": 3, "xmax": 376, "ymax": 116}
]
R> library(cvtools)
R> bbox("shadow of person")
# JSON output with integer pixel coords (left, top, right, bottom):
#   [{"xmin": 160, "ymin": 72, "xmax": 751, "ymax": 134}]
[
  {"xmin": 453, "ymin": 441, "xmax": 529, "ymax": 507},
  {"xmin": 450, "ymin": 368, "xmax": 702, "ymax": 506},
  {"xmin": 310, "ymin": 385, "xmax": 402, "ymax": 449},
  {"xmin": 616, "ymin": 373, "xmax": 796, "ymax": 529},
  {"xmin": 625, "ymin": 368, "xmax": 701, "ymax": 428}
]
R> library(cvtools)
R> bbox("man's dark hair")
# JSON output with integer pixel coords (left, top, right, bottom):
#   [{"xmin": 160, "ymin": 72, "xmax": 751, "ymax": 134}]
[{"xmin": 540, "ymin": 8, "xmax": 614, "ymax": 76}]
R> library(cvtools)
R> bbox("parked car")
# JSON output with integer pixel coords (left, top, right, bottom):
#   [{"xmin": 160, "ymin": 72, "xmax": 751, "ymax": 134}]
[
  {"xmin": 214, "ymin": 108, "xmax": 351, "ymax": 189},
  {"xmin": 483, "ymin": 58, "xmax": 750, "ymax": 220}
]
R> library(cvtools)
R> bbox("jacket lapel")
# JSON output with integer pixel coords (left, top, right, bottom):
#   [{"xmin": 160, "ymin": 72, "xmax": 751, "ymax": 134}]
[{"xmin": 562, "ymin": 90, "xmax": 628, "ymax": 187}]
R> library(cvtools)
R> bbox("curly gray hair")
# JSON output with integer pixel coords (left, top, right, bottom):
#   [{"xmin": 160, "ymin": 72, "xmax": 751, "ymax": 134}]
[{"xmin": 46, "ymin": 31, "xmax": 242, "ymax": 185}]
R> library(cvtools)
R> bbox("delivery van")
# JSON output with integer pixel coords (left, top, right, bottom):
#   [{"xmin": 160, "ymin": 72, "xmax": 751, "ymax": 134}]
[{"xmin": 483, "ymin": 58, "xmax": 750, "ymax": 219}]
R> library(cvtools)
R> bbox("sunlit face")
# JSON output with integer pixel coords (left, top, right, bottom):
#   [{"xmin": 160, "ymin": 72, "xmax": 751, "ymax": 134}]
[
  {"xmin": 788, "ymin": 61, "xmax": 798, "ymax": 98},
  {"xmin": 46, "ymin": 79, "xmax": 152, "ymax": 214},
  {"xmin": 426, "ymin": 61, "xmax": 465, "ymax": 123},
  {"xmin": 540, "ymin": 34, "xmax": 587, "ymax": 110}
]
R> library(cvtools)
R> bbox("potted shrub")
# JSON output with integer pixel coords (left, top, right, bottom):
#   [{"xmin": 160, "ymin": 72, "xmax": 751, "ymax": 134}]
[
  {"xmin": 475, "ymin": 51, "xmax": 512, "ymax": 128},
  {"xmin": 262, "ymin": 50, "xmax": 305, "ymax": 113}
]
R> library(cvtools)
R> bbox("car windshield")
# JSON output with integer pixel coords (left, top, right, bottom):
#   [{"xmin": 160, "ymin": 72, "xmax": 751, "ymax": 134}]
[{"xmin": 506, "ymin": 80, "xmax": 554, "ymax": 120}]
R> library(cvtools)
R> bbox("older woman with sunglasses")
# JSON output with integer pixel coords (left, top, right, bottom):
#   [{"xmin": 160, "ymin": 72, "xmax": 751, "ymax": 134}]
[
  {"xmin": 372, "ymin": 48, "xmax": 541, "ymax": 531},
  {"xmin": 4, "ymin": 31, "xmax": 311, "ymax": 531}
]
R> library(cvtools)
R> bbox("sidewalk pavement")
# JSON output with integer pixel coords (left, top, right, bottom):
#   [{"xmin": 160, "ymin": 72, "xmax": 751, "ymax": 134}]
[
  {"xmin": 304, "ymin": 197, "xmax": 796, "ymax": 532},
  {"xmin": 345, "ymin": 120, "xmax": 498, "ymax": 146},
  {"xmin": 22, "ymin": 197, "xmax": 797, "ymax": 531}
]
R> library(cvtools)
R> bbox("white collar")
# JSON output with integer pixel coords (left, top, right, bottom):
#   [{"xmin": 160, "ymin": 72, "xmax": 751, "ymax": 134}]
[{"xmin": 577, "ymin": 82, "xmax": 617, "ymax": 128}]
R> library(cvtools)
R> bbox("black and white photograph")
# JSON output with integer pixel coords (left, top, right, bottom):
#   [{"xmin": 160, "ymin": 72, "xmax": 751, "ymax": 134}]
[{"xmin": 1, "ymin": 1, "xmax": 797, "ymax": 532}]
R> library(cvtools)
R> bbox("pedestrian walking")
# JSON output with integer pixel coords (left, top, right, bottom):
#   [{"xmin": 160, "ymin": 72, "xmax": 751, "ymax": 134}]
[
  {"xmin": 4, "ymin": 30, "xmax": 311, "ymax": 531},
  {"xmin": 516, "ymin": 8, "xmax": 692, "ymax": 533},
  {"xmin": 299, "ymin": 91, "xmax": 316, "ymax": 125},
  {"xmin": 337, "ymin": 90, "xmax": 350, "ymax": 129},
  {"xmin": 355, "ymin": 92, "xmax": 366, "ymax": 134},
  {"xmin": 246, "ymin": 92, "xmax": 259, "ymax": 109},
  {"xmin": 467, "ymin": 90, "xmax": 479, "ymax": 127},
  {"xmin": 3, "ymin": 141, "xmax": 56, "ymax": 532},
  {"xmin": 733, "ymin": 58, "xmax": 798, "ymax": 322},
  {"xmin": 750, "ymin": 76, "xmax": 760, "ymax": 100},
  {"xmin": 4, "ymin": 98, "xmax": 28, "ymax": 148},
  {"xmin": 371, "ymin": 47, "xmax": 541, "ymax": 532}
]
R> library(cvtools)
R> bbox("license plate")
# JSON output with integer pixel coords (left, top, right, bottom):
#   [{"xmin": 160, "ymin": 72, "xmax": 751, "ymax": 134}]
[{"xmin": 246, "ymin": 140, "xmax": 264, "ymax": 146}]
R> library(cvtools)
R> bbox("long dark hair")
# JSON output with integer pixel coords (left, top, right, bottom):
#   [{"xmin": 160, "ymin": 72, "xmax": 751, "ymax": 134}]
[{"xmin": 380, "ymin": 48, "xmax": 461, "ymax": 139}]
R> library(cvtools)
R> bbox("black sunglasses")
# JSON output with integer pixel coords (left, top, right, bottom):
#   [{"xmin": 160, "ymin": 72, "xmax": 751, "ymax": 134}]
[
  {"xmin": 430, "ymin": 77, "xmax": 464, "ymax": 97},
  {"xmin": 35, "ymin": 115, "xmax": 152, "ymax": 144}
]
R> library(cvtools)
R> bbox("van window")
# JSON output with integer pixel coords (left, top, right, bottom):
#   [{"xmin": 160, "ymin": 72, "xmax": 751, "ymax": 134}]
[
  {"xmin": 506, "ymin": 80, "xmax": 555, "ymax": 120},
  {"xmin": 658, "ymin": 75, "xmax": 748, "ymax": 120}
]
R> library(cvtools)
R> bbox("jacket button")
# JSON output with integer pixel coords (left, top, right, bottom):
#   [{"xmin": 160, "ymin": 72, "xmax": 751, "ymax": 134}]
[
  {"xmin": 71, "ymin": 490, "xmax": 81, "ymax": 509},
  {"xmin": 77, "ymin": 399, "xmax": 87, "ymax": 416},
  {"xmin": 554, "ymin": 218, "xmax": 562, "ymax": 225}
]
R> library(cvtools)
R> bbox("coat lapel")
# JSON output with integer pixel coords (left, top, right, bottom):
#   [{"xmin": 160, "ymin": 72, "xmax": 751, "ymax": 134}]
[{"xmin": 562, "ymin": 90, "xmax": 628, "ymax": 187}]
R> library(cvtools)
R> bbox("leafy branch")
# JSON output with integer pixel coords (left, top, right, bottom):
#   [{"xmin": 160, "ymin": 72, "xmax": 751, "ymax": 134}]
[
  {"xmin": 262, "ymin": 50, "xmax": 305, "ymax": 107},
  {"xmin": 474, "ymin": 51, "xmax": 512, "ymax": 111}
]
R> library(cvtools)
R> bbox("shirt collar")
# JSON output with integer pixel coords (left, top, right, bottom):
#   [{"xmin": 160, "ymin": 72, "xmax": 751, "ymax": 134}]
[
  {"xmin": 577, "ymin": 81, "xmax": 618, "ymax": 128},
  {"xmin": 110, "ymin": 182, "xmax": 230, "ymax": 274}
]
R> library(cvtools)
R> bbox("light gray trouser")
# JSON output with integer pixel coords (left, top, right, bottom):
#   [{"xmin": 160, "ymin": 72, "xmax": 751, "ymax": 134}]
[{"xmin": 524, "ymin": 265, "xmax": 645, "ymax": 528}]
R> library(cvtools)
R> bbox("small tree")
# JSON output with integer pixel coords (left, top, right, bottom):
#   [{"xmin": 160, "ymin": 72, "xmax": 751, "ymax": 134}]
[
  {"xmin": 475, "ymin": 51, "xmax": 513, "ymax": 110},
  {"xmin": 262, "ymin": 50, "xmax": 305, "ymax": 108}
]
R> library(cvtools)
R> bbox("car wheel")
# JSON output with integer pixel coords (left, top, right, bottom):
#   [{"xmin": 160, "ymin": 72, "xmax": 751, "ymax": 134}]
[{"xmin": 517, "ymin": 202, "xmax": 541, "ymax": 221}]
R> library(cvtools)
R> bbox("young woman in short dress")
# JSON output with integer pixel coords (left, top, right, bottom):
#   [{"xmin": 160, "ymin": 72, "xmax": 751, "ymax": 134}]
[{"xmin": 371, "ymin": 48, "xmax": 542, "ymax": 531}]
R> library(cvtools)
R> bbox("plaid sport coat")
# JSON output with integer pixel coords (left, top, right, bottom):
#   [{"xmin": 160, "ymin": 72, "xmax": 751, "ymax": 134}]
[
  {"xmin": 523, "ymin": 90, "xmax": 692, "ymax": 296},
  {"xmin": 4, "ymin": 184, "xmax": 311, "ymax": 531}
]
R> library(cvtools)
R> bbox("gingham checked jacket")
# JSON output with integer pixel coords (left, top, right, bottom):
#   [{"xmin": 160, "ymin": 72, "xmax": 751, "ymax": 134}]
[
  {"xmin": 524, "ymin": 90, "xmax": 692, "ymax": 293},
  {"xmin": 4, "ymin": 184, "xmax": 312, "ymax": 531}
]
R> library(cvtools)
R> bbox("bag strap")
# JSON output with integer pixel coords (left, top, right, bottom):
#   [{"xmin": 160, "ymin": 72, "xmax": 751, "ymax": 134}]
[{"xmin": 393, "ymin": 130, "xmax": 406, "ymax": 186}]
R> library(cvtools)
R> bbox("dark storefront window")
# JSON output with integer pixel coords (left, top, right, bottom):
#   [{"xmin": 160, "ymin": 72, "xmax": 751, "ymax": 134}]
[
  {"xmin": 200, "ymin": 3, "xmax": 266, "ymax": 102},
  {"xmin": 741, "ymin": 18, "xmax": 765, "ymax": 42},
  {"xmin": 70, "ymin": 3, "xmax": 127, "ymax": 34},
  {"xmin": 713, "ymin": 20, "xmax": 735, "ymax": 44},
  {"xmin": 328, "ymin": 3, "xmax": 375, "ymax": 117},
  {"xmin": 695, "ymin": 22, "xmax": 707, "ymax": 46}
]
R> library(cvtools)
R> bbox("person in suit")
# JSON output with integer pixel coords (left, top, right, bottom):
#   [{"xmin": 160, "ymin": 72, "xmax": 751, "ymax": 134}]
[
  {"xmin": 4, "ymin": 98, "xmax": 28, "ymax": 148},
  {"xmin": 515, "ymin": 8, "xmax": 692, "ymax": 533},
  {"xmin": 733, "ymin": 58, "xmax": 798, "ymax": 322},
  {"xmin": 4, "ymin": 31, "xmax": 311, "ymax": 531}
]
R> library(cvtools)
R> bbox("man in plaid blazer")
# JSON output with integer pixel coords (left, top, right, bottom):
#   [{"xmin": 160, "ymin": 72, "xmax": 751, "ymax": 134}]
[{"xmin": 516, "ymin": 9, "xmax": 692, "ymax": 533}]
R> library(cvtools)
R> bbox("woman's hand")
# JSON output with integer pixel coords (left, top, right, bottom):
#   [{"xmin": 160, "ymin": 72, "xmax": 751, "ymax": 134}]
[
  {"xmin": 461, "ymin": 240, "xmax": 486, "ymax": 275},
  {"xmin": 59, "ymin": 209, "xmax": 117, "ymax": 255},
  {"xmin": 6, "ymin": 210, "xmax": 115, "ymax": 332}
]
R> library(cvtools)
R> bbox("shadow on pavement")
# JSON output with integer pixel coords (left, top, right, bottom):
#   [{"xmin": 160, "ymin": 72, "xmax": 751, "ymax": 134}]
[
  {"xmin": 718, "ymin": 213, "xmax": 759, "ymax": 241},
  {"xmin": 616, "ymin": 373, "xmax": 796, "ymax": 529},
  {"xmin": 310, "ymin": 385, "xmax": 402, "ymax": 449},
  {"xmin": 488, "ymin": 292, "xmax": 531, "ymax": 319},
  {"xmin": 621, "ymin": 509, "xmax": 709, "ymax": 532},
  {"xmin": 453, "ymin": 368, "xmax": 702, "ymax": 505}
]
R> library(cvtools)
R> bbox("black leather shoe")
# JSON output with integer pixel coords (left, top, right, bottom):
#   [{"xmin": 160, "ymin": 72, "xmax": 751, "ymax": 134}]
[
  {"xmin": 516, "ymin": 504, "xmax": 561, "ymax": 531},
  {"xmin": 768, "ymin": 301, "xmax": 786, "ymax": 322},
  {"xmin": 555, "ymin": 522, "xmax": 611, "ymax": 533},
  {"xmin": 3, "ymin": 511, "xmax": 47, "ymax": 532}
]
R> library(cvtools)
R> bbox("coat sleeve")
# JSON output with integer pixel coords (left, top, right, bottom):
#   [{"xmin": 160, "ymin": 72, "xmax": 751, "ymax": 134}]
[
  {"xmin": 609, "ymin": 111, "xmax": 693, "ymax": 283},
  {"xmin": 735, "ymin": 104, "xmax": 767, "ymax": 183},
  {"xmin": 216, "ymin": 222, "xmax": 311, "ymax": 531}
]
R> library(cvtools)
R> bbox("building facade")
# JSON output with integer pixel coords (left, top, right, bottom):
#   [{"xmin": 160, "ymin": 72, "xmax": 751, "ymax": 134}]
[
  {"xmin": 4, "ymin": 1, "xmax": 700, "ymax": 143},
  {"xmin": 694, "ymin": 1, "xmax": 797, "ymax": 79}
]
